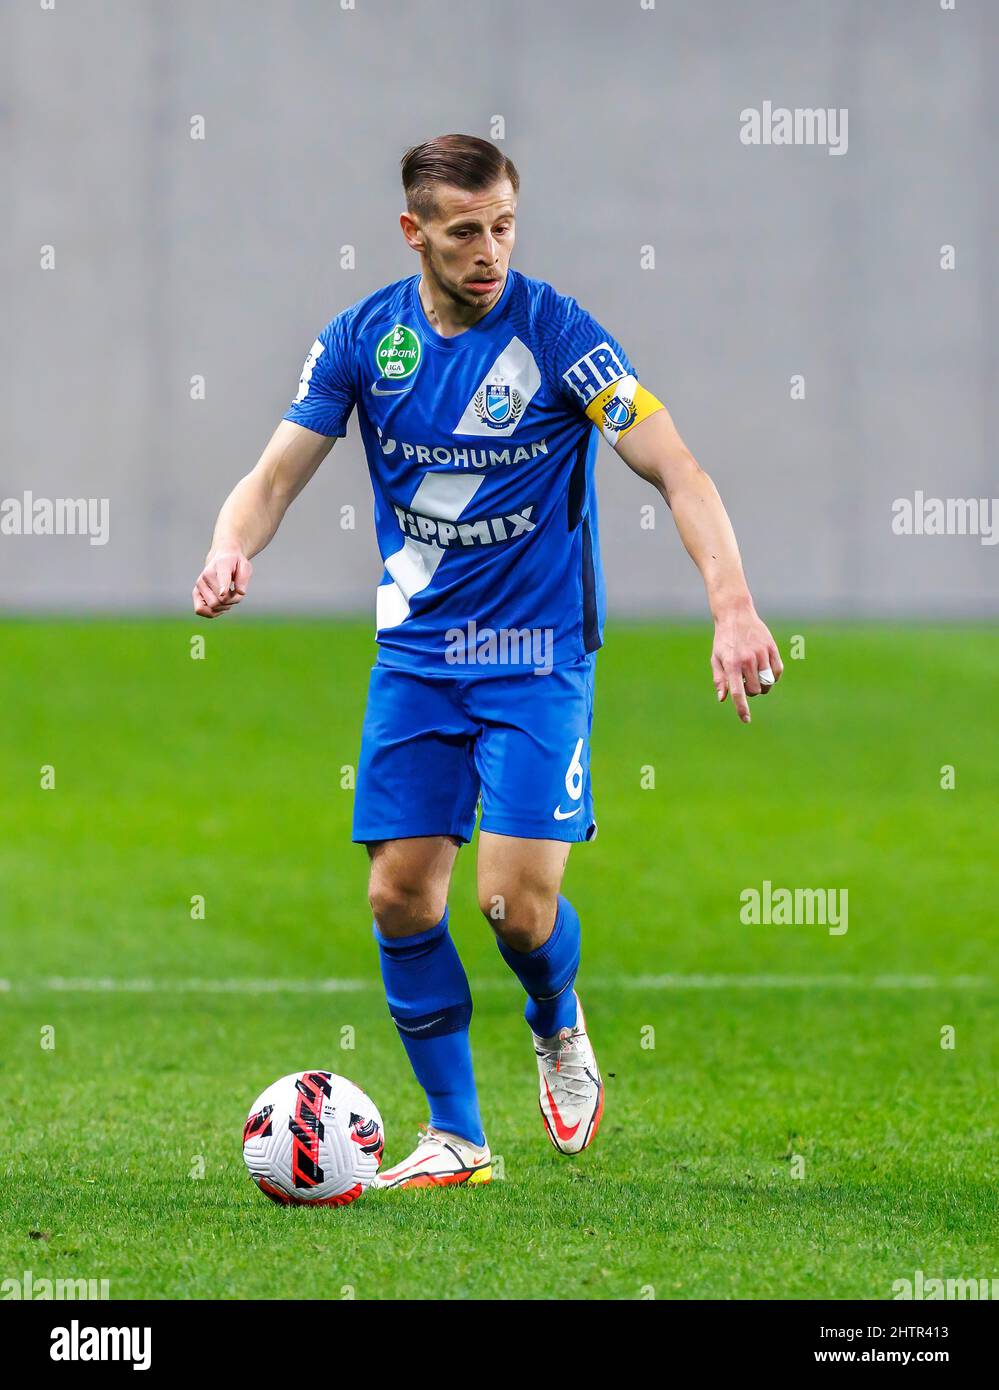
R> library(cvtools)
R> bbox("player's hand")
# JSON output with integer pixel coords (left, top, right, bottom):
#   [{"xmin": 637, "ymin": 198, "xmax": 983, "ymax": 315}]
[
  {"xmin": 193, "ymin": 549, "xmax": 253, "ymax": 619},
  {"xmin": 710, "ymin": 603, "xmax": 783, "ymax": 724}
]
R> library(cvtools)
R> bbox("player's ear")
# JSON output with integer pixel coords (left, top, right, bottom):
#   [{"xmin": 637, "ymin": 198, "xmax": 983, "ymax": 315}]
[{"xmin": 399, "ymin": 211, "xmax": 424, "ymax": 251}]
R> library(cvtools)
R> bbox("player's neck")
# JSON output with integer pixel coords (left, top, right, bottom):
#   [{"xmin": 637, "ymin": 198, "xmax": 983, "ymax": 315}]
[{"xmin": 416, "ymin": 272, "xmax": 504, "ymax": 339}]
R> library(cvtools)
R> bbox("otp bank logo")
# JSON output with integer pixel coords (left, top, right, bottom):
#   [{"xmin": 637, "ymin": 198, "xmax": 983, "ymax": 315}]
[
  {"xmin": 562, "ymin": 341, "xmax": 627, "ymax": 407},
  {"xmin": 375, "ymin": 323, "xmax": 422, "ymax": 380}
]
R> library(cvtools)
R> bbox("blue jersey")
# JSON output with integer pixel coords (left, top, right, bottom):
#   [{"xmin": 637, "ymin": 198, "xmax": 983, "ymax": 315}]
[{"xmin": 283, "ymin": 269, "xmax": 642, "ymax": 676}]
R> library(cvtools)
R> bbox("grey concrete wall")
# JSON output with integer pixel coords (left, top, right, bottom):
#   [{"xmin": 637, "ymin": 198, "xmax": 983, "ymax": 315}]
[{"xmin": 2, "ymin": 0, "xmax": 995, "ymax": 615}]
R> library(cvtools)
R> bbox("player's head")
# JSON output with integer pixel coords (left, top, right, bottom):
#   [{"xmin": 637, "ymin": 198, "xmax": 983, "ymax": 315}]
[{"xmin": 400, "ymin": 134, "xmax": 518, "ymax": 312}]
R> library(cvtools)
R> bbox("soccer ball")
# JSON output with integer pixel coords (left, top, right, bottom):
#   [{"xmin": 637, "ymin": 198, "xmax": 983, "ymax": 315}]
[{"xmin": 242, "ymin": 1070, "xmax": 384, "ymax": 1207}]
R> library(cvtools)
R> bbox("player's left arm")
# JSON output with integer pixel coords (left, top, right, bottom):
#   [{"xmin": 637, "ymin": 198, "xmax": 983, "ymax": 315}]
[{"xmin": 609, "ymin": 394, "xmax": 783, "ymax": 724}]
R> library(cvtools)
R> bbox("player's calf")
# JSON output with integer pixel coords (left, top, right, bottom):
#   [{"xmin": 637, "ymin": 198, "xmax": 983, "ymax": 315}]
[
  {"xmin": 488, "ymin": 890, "xmax": 605, "ymax": 1154},
  {"xmin": 368, "ymin": 839, "xmax": 486, "ymax": 1158}
]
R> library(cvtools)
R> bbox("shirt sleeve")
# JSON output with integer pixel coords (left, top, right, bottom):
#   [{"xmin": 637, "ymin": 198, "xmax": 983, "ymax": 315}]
[
  {"xmin": 548, "ymin": 295, "xmax": 635, "ymax": 407},
  {"xmin": 546, "ymin": 294, "xmax": 662, "ymax": 446},
  {"xmin": 282, "ymin": 312, "xmax": 357, "ymax": 437}
]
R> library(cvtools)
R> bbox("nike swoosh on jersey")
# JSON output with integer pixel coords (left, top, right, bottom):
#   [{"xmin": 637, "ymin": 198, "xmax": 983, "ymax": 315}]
[
  {"xmin": 370, "ymin": 380, "xmax": 413, "ymax": 396},
  {"xmin": 552, "ymin": 805, "xmax": 583, "ymax": 820}
]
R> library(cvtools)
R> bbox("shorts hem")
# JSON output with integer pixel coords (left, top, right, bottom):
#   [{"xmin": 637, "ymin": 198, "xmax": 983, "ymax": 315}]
[
  {"xmin": 478, "ymin": 816, "xmax": 596, "ymax": 844},
  {"xmin": 351, "ymin": 823, "xmax": 473, "ymax": 846}
]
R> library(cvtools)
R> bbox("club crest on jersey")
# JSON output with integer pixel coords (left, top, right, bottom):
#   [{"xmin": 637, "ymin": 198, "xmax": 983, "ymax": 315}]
[
  {"xmin": 562, "ymin": 341, "xmax": 628, "ymax": 406},
  {"xmin": 474, "ymin": 381, "xmax": 526, "ymax": 430},
  {"xmin": 374, "ymin": 323, "xmax": 422, "ymax": 381},
  {"xmin": 601, "ymin": 394, "xmax": 637, "ymax": 432}
]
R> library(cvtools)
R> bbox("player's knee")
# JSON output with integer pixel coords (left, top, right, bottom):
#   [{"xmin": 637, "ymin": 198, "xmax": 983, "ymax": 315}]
[
  {"xmin": 479, "ymin": 884, "xmax": 555, "ymax": 952},
  {"xmin": 368, "ymin": 870, "xmax": 446, "ymax": 937}
]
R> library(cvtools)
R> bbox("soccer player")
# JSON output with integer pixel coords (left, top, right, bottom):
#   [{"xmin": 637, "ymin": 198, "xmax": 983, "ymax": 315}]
[{"xmin": 193, "ymin": 134, "xmax": 782, "ymax": 1189}]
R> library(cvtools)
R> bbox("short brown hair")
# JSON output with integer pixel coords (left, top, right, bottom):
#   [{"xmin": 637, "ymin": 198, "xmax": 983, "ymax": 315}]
[{"xmin": 401, "ymin": 134, "xmax": 519, "ymax": 221}]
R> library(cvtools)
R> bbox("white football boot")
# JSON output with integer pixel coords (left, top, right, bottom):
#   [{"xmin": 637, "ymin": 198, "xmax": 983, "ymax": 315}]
[
  {"xmin": 533, "ymin": 992, "xmax": 604, "ymax": 1154},
  {"xmin": 372, "ymin": 1125, "xmax": 492, "ymax": 1190}
]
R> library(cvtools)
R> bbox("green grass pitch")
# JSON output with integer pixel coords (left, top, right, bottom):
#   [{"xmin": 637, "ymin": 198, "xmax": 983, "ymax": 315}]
[{"xmin": 0, "ymin": 619, "xmax": 995, "ymax": 1300}]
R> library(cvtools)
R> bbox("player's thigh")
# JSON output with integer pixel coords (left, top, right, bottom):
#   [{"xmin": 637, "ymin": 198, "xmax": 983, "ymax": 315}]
[
  {"xmin": 367, "ymin": 835, "xmax": 461, "ymax": 936},
  {"xmin": 352, "ymin": 666, "xmax": 480, "ymax": 846},
  {"xmin": 472, "ymin": 658, "xmax": 597, "ymax": 845}
]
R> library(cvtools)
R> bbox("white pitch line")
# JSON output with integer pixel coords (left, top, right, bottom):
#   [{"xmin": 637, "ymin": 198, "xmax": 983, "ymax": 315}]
[
  {"xmin": 0, "ymin": 974, "xmax": 989, "ymax": 995},
  {"xmin": 625, "ymin": 973, "xmax": 991, "ymax": 991}
]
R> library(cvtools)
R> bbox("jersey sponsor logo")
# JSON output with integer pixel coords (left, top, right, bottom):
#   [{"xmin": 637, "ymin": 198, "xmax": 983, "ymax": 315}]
[
  {"xmin": 562, "ymin": 341, "xmax": 628, "ymax": 406},
  {"xmin": 374, "ymin": 323, "xmax": 422, "ymax": 382},
  {"xmin": 293, "ymin": 338, "xmax": 325, "ymax": 403},
  {"xmin": 377, "ymin": 433, "xmax": 551, "ymax": 469},
  {"xmin": 473, "ymin": 381, "xmax": 528, "ymax": 431},
  {"xmin": 377, "ymin": 473, "xmax": 486, "ymax": 630},
  {"xmin": 392, "ymin": 502, "xmax": 536, "ymax": 548}
]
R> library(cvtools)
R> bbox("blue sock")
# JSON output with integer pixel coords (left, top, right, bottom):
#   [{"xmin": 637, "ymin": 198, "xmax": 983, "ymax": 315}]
[
  {"xmin": 497, "ymin": 895, "xmax": 581, "ymax": 1037},
  {"xmin": 374, "ymin": 908, "xmax": 485, "ymax": 1146}
]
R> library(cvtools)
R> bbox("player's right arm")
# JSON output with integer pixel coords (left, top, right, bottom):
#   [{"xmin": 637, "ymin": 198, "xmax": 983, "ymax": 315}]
[
  {"xmin": 193, "ymin": 422, "xmax": 337, "ymax": 618},
  {"xmin": 194, "ymin": 316, "xmax": 357, "ymax": 618}
]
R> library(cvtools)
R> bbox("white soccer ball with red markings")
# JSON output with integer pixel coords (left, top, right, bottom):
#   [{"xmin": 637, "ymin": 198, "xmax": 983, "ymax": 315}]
[{"xmin": 242, "ymin": 1070, "xmax": 384, "ymax": 1206}]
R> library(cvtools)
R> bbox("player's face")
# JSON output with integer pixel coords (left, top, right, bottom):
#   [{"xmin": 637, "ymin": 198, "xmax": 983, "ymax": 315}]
[{"xmin": 414, "ymin": 180, "xmax": 516, "ymax": 312}]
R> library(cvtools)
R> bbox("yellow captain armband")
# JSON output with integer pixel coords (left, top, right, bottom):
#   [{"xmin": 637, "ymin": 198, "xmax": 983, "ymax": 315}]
[{"xmin": 584, "ymin": 379, "xmax": 665, "ymax": 445}]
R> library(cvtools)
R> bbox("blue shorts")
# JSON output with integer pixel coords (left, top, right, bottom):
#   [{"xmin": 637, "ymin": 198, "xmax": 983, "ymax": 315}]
[{"xmin": 352, "ymin": 656, "xmax": 597, "ymax": 844}]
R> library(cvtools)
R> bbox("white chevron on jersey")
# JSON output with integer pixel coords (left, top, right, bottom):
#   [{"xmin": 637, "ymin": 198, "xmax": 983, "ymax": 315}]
[
  {"xmin": 452, "ymin": 336, "xmax": 542, "ymax": 438},
  {"xmin": 376, "ymin": 472, "xmax": 486, "ymax": 631}
]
